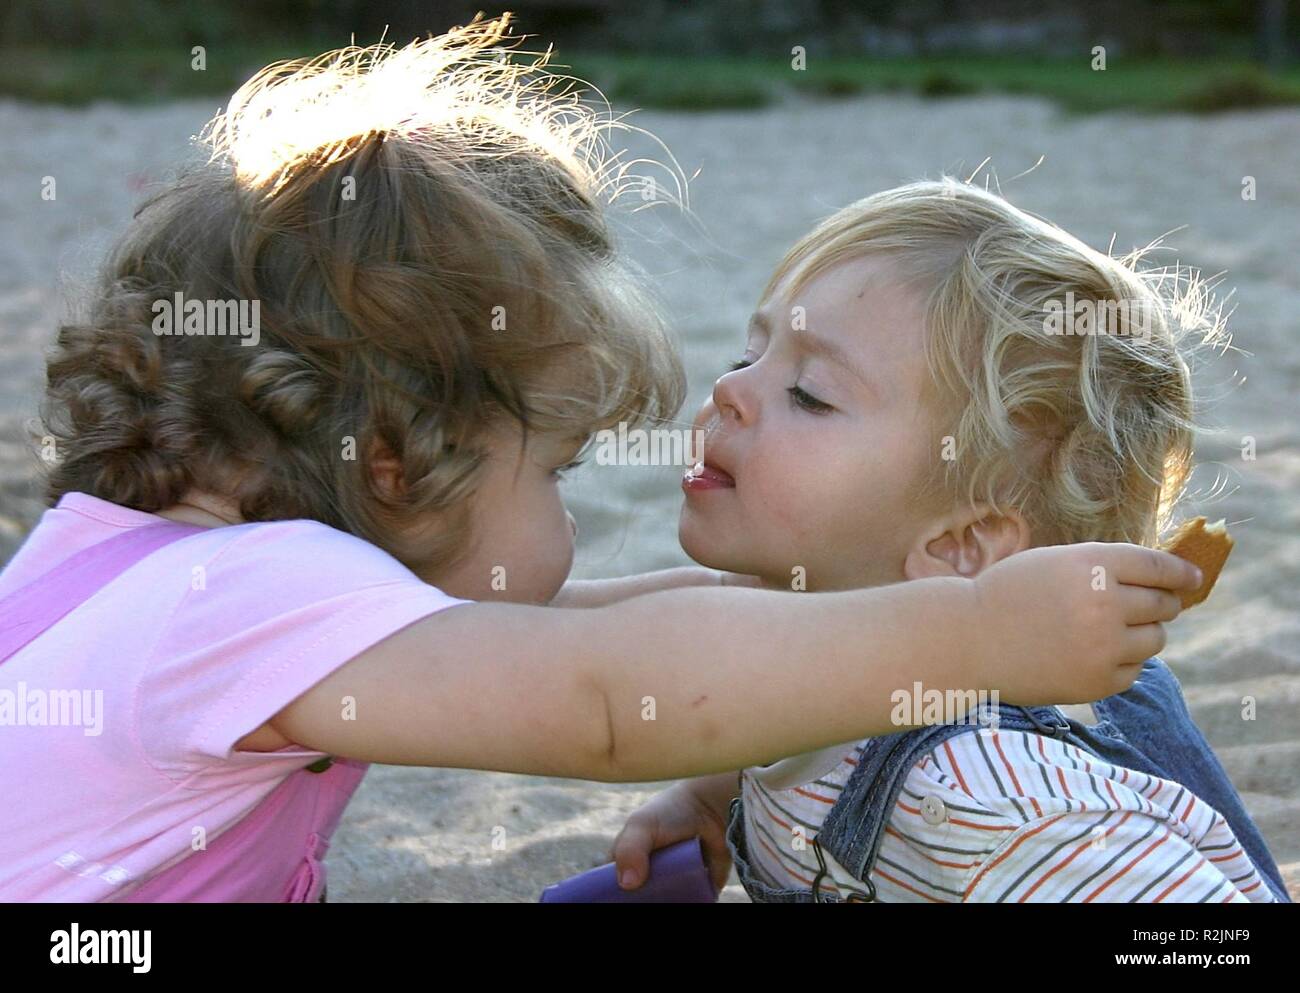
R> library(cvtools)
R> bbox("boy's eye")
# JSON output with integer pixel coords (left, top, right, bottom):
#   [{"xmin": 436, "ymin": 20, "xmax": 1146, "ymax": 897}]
[
  {"xmin": 789, "ymin": 385, "xmax": 832, "ymax": 413},
  {"xmin": 728, "ymin": 358, "xmax": 833, "ymax": 414}
]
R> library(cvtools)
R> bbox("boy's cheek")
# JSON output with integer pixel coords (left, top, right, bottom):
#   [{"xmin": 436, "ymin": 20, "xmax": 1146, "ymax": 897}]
[{"xmin": 755, "ymin": 476, "xmax": 834, "ymax": 548}]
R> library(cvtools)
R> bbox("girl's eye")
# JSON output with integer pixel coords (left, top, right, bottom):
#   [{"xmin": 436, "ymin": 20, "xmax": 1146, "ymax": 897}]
[
  {"xmin": 728, "ymin": 358, "xmax": 752, "ymax": 372},
  {"xmin": 789, "ymin": 385, "xmax": 832, "ymax": 413}
]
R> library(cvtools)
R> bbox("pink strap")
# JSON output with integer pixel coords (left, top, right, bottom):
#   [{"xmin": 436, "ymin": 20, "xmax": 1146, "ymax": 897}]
[{"xmin": 0, "ymin": 521, "xmax": 206, "ymax": 664}]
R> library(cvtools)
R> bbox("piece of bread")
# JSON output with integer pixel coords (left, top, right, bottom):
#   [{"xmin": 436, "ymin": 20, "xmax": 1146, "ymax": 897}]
[{"xmin": 1159, "ymin": 517, "xmax": 1234, "ymax": 609}]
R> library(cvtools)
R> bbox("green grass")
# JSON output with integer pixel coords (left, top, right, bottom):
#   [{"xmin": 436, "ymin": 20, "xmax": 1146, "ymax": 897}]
[
  {"xmin": 3, "ymin": 45, "xmax": 1299, "ymax": 115},
  {"xmin": 0, "ymin": 42, "xmax": 331, "ymax": 104},
  {"xmin": 563, "ymin": 54, "xmax": 1300, "ymax": 114}
]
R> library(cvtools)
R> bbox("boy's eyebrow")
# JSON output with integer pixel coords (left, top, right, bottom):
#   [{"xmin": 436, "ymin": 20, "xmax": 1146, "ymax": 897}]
[{"xmin": 750, "ymin": 311, "xmax": 878, "ymax": 395}]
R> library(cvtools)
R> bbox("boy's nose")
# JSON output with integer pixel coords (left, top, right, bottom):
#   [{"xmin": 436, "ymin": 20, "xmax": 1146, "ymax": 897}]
[{"xmin": 712, "ymin": 371, "xmax": 748, "ymax": 425}]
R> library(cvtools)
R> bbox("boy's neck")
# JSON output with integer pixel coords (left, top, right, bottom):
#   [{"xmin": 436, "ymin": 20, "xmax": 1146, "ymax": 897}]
[{"xmin": 1056, "ymin": 701, "xmax": 1099, "ymax": 726}]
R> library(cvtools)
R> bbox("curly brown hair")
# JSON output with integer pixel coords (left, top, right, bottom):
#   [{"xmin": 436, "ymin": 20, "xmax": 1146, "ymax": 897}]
[{"xmin": 37, "ymin": 15, "xmax": 685, "ymax": 572}]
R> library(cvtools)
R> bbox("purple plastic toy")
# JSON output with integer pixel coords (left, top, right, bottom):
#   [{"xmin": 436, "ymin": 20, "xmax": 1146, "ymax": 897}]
[{"xmin": 540, "ymin": 837, "xmax": 717, "ymax": 903}]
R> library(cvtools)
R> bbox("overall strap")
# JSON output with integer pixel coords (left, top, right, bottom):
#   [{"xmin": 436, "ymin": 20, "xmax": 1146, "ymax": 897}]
[
  {"xmin": 814, "ymin": 705, "xmax": 1082, "ymax": 900},
  {"xmin": 0, "ymin": 521, "xmax": 207, "ymax": 665}
]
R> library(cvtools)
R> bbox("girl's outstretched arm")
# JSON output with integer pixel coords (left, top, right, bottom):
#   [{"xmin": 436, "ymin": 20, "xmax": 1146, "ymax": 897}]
[
  {"xmin": 268, "ymin": 542, "xmax": 1199, "ymax": 782},
  {"xmin": 549, "ymin": 567, "xmax": 763, "ymax": 608}
]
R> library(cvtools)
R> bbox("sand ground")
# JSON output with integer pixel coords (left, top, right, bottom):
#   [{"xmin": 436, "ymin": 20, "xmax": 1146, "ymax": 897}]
[{"xmin": 0, "ymin": 91, "xmax": 1296, "ymax": 900}]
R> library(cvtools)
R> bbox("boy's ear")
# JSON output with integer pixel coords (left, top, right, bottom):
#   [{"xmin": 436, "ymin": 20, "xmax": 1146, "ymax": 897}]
[{"xmin": 903, "ymin": 507, "xmax": 1031, "ymax": 580}]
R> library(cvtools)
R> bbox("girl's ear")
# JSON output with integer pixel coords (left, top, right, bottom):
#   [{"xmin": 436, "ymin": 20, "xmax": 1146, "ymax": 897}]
[
  {"xmin": 903, "ymin": 507, "xmax": 1031, "ymax": 580},
  {"xmin": 367, "ymin": 438, "xmax": 405, "ymax": 500}
]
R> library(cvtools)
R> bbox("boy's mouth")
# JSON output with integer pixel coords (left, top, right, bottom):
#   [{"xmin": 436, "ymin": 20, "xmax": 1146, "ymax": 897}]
[{"xmin": 682, "ymin": 460, "xmax": 736, "ymax": 492}]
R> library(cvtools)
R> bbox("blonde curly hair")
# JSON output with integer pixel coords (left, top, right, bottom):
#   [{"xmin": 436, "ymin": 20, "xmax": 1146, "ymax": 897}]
[
  {"xmin": 38, "ymin": 14, "xmax": 684, "ymax": 571},
  {"xmin": 763, "ymin": 178, "xmax": 1224, "ymax": 547}
]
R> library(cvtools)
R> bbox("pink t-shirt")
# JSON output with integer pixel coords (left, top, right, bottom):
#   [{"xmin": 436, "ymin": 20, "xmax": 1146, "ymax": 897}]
[{"xmin": 0, "ymin": 492, "xmax": 471, "ymax": 901}]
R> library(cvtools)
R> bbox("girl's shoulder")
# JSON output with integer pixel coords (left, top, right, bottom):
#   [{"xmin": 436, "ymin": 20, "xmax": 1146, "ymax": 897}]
[{"xmin": 177, "ymin": 516, "xmax": 429, "ymax": 595}]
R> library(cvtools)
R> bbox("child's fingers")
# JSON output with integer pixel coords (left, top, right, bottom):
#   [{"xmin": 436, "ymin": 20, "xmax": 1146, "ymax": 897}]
[
  {"xmin": 1122, "ymin": 622, "xmax": 1168, "ymax": 666},
  {"xmin": 704, "ymin": 849, "xmax": 732, "ymax": 894},
  {"xmin": 1118, "ymin": 587, "xmax": 1183, "ymax": 626},
  {"xmin": 696, "ymin": 818, "xmax": 733, "ymax": 893},
  {"xmin": 1101, "ymin": 544, "xmax": 1202, "ymax": 591},
  {"xmin": 1106, "ymin": 659, "xmax": 1146, "ymax": 696},
  {"xmin": 610, "ymin": 818, "xmax": 657, "ymax": 890}
]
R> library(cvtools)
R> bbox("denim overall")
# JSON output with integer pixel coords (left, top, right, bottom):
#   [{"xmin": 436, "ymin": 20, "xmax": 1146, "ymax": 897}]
[{"xmin": 726, "ymin": 658, "xmax": 1290, "ymax": 903}]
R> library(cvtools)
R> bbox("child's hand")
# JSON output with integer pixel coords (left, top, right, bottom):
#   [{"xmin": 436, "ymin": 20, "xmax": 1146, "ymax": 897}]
[
  {"xmin": 610, "ymin": 777, "xmax": 736, "ymax": 893},
  {"xmin": 972, "ymin": 542, "xmax": 1202, "ymax": 705}
]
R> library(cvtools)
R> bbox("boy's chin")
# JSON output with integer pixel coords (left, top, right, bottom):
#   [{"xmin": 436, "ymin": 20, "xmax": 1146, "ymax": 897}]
[{"xmin": 677, "ymin": 519, "xmax": 751, "ymax": 575}]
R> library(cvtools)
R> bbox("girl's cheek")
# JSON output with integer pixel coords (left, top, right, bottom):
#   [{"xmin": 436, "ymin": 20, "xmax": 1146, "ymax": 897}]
[
  {"xmin": 528, "ymin": 533, "xmax": 573, "ymax": 605},
  {"xmin": 538, "ymin": 492, "xmax": 576, "ymax": 599},
  {"xmin": 557, "ymin": 506, "xmax": 576, "ymax": 570},
  {"xmin": 549, "ymin": 545, "xmax": 575, "ymax": 602}
]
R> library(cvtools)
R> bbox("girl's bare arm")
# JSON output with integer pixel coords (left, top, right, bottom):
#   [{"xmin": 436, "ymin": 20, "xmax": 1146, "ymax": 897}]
[
  {"xmin": 267, "ymin": 543, "xmax": 1199, "ymax": 782},
  {"xmin": 550, "ymin": 567, "xmax": 762, "ymax": 608}
]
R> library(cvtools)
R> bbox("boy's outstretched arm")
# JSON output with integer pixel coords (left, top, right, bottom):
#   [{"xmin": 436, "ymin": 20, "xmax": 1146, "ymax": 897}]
[{"xmin": 268, "ymin": 542, "xmax": 1199, "ymax": 783}]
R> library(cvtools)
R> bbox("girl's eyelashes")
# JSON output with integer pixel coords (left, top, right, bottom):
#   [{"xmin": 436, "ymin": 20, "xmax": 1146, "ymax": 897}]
[
  {"xmin": 551, "ymin": 459, "xmax": 585, "ymax": 480},
  {"xmin": 726, "ymin": 357, "xmax": 833, "ymax": 414}
]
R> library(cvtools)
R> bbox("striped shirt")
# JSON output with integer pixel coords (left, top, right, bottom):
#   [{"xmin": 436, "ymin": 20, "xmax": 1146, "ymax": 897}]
[{"xmin": 741, "ymin": 728, "xmax": 1277, "ymax": 903}]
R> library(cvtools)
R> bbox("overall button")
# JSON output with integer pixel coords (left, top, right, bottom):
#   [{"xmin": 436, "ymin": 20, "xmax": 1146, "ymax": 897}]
[{"xmin": 920, "ymin": 795, "xmax": 947, "ymax": 825}]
